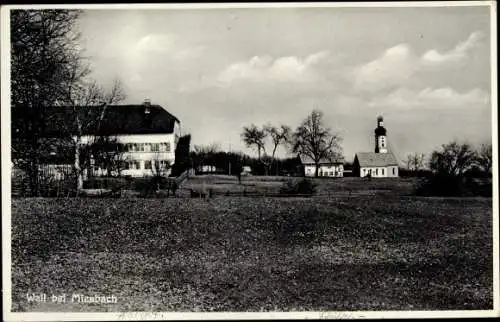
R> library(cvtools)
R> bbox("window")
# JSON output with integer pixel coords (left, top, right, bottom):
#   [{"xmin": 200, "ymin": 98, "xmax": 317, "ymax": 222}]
[
  {"xmin": 393, "ymin": 167, "xmax": 396, "ymax": 175},
  {"xmin": 145, "ymin": 160, "xmax": 152, "ymax": 170},
  {"xmin": 151, "ymin": 143, "xmax": 159, "ymax": 152},
  {"xmin": 138, "ymin": 143, "xmax": 145, "ymax": 152},
  {"xmin": 165, "ymin": 142, "xmax": 171, "ymax": 152},
  {"xmin": 375, "ymin": 168, "xmax": 378, "ymax": 175},
  {"xmin": 381, "ymin": 169, "xmax": 384, "ymax": 175},
  {"xmin": 132, "ymin": 144, "xmax": 138, "ymax": 152},
  {"xmin": 144, "ymin": 143, "xmax": 151, "ymax": 152}
]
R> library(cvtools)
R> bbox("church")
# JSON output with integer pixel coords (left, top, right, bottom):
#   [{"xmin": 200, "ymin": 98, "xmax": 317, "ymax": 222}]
[{"xmin": 353, "ymin": 116, "xmax": 399, "ymax": 178}]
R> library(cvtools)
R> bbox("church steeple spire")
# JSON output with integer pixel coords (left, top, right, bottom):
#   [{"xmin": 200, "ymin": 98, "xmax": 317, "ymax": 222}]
[{"xmin": 375, "ymin": 116, "xmax": 388, "ymax": 153}]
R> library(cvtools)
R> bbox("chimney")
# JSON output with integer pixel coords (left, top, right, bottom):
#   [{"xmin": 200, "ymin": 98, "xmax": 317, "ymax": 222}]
[{"xmin": 143, "ymin": 98, "xmax": 151, "ymax": 114}]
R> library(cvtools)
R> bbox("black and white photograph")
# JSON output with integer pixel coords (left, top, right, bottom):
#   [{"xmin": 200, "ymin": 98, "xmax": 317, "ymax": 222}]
[{"xmin": 1, "ymin": 2, "xmax": 498, "ymax": 320}]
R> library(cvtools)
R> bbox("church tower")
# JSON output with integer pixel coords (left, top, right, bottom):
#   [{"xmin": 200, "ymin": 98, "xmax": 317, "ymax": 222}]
[{"xmin": 374, "ymin": 116, "xmax": 388, "ymax": 153}]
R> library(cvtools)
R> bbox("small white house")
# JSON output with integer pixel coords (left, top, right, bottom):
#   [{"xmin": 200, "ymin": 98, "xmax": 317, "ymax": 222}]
[{"xmin": 299, "ymin": 155, "xmax": 344, "ymax": 177}]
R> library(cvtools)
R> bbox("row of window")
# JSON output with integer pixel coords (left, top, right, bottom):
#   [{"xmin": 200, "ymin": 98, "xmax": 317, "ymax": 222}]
[
  {"xmin": 363, "ymin": 167, "xmax": 396, "ymax": 176},
  {"xmin": 123, "ymin": 143, "xmax": 171, "ymax": 153},
  {"xmin": 318, "ymin": 170, "xmax": 341, "ymax": 177},
  {"xmin": 122, "ymin": 160, "xmax": 171, "ymax": 170}
]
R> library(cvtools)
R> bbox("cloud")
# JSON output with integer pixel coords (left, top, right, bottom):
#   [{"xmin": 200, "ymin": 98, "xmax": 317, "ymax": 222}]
[
  {"xmin": 216, "ymin": 51, "xmax": 331, "ymax": 85},
  {"xmin": 368, "ymin": 87, "xmax": 490, "ymax": 109},
  {"xmin": 352, "ymin": 31, "xmax": 486, "ymax": 93},
  {"xmin": 421, "ymin": 31, "xmax": 485, "ymax": 65},
  {"xmin": 135, "ymin": 34, "xmax": 175, "ymax": 53},
  {"xmin": 351, "ymin": 44, "xmax": 418, "ymax": 92}
]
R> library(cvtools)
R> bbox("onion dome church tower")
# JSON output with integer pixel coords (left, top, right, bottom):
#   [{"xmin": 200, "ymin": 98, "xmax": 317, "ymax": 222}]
[{"xmin": 374, "ymin": 115, "xmax": 388, "ymax": 153}]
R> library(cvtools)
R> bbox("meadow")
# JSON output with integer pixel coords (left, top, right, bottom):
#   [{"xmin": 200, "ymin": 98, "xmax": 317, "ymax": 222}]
[{"xmin": 10, "ymin": 176, "xmax": 493, "ymax": 311}]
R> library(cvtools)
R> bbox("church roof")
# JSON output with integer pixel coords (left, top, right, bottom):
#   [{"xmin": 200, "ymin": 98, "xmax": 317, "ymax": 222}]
[
  {"xmin": 355, "ymin": 152, "xmax": 398, "ymax": 167},
  {"xmin": 299, "ymin": 154, "xmax": 344, "ymax": 165}
]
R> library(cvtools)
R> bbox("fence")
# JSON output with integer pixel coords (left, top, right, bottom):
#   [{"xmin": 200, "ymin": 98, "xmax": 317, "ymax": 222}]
[{"xmin": 12, "ymin": 164, "xmax": 76, "ymax": 197}]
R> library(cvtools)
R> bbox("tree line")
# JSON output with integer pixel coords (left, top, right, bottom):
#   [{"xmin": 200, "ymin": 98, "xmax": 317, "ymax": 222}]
[
  {"xmin": 240, "ymin": 110, "xmax": 343, "ymax": 177},
  {"xmin": 11, "ymin": 10, "xmax": 133, "ymax": 196}
]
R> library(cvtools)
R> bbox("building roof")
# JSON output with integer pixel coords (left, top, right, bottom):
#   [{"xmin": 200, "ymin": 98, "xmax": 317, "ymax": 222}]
[
  {"xmin": 299, "ymin": 154, "xmax": 343, "ymax": 165},
  {"xmin": 355, "ymin": 152, "xmax": 398, "ymax": 167},
  {"xmin": 13, "ymin": 104, "xmax": 180, "ymax": 137}
]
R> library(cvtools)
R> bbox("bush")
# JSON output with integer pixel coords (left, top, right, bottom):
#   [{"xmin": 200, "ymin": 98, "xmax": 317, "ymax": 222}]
[
  {"xmin": 279, "ymin": 178, "xmax": 316, "ymax": 196},
  {"xmin": 83, "ymin": 177, "xmax": 128, "ymax": 190},
  {"xmin": 134, "ymin": 176, "xmax": 177, "ymax": 197},
  {"xmin": 414, "ymin": 174, "xmax": 492, "ymax": 197}
]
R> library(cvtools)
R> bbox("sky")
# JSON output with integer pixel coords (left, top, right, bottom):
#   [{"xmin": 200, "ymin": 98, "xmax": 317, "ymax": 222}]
[{"xmin": 77, "ymin": 5, "xmax": 493, "ymax": 163}]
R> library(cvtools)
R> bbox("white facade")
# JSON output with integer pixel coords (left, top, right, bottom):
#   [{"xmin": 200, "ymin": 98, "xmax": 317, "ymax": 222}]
[
  {"xmin": 304, "ymin": 164, "xmax": 343, "ymax": 177},
  {"xmin": 359, "ymin": 166, "xmax": 398, "ymax": 178},
  {"xmin": 81, "ymin": 133, "xmax": 177, "ymax": 177}
]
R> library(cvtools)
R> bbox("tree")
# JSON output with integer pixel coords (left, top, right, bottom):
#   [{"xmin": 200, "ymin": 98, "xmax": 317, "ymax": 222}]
[
  {"xmin": 241, "ymin": 124, "xmax": 270, "ymax": 174},
  {"xmin": 475, "ymin": 143, "xmax": 492, "ymax": 177},
  {"xmin": 241, "ymin": 124, "xmax": 267, "ymax": 159},
  {"xmin": 292, "ymin": 110, "xmax": 343, "ymax": 177},
  {"xmin": 192, "ymin": 143, "xmax": 221, "ymax": 173},
  {"xmin": 61, "ymin": 78, "xmax": 126, "ymax": 191},
  {"xmin": 85, "ymin": 135, "xmax": 129, "ymax": 178},
  {"xmin": 429, "ymin": 142, "xmax": 477, "ymax": 177},
  {"xmin": 172, "ymin": 134, "xmax": 192, "ymax": 177},
  {"xmin": 11, "ymin": 9, "xmax": 83, "ymax": 196},
  {"xmin": 241, "ymin": 124, "xmax": 290, "ymax": 175},
  {"xmin": 406, "ymin": 152, "xmax": 425, "ymax": 172},
  {"xmin": 264, "ymin": 124, "xmax": 291, "ymax": 175}
]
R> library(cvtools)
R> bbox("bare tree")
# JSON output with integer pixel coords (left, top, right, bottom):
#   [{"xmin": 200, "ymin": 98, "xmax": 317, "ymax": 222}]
[
  {"xmin": 149, "ymin": 153, "xmax": 174, "ymax": 195},
  {"xmin": 241, "ymin": 125, "xmax": 267, "ymax": 160},
  {"xmin": 292, "ymin": 110, "xmax": 343, "ymax": 177},
  {"xmin": 242, "ymin": 124, "xmax": 273, "ymax": 175},
  {"xmin": 59, "ymin": 76, "xmax": 127, "ymax": 192},
  {"xmin": 264, "ymin": 124, "xmax": 291, "ymax": 175},
  {"xmin": 11, "ymin": 10, "xmax": 82, "ymax": 196},
  {"xmin": 406, "ymin": 152, "xmax": 426, "ymax": 172}
]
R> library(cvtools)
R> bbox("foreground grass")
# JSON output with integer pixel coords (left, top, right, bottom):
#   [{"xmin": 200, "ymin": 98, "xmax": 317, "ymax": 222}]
[{"xmin": 11, "ymin": 189, "xmax": 493, "ymax": 312}]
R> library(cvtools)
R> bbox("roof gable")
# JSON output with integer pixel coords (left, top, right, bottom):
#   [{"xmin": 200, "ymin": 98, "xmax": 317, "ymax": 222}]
[
  {"xmin": 17, "ymin": 104, "xmax": 180, "ymax": 137},
  {"xmin": 299, "ymin": 154, "xmax": 343, "ymax": 165},
  {"xmin": 355, "ymin": 152, "xmax": 398, "ymax": 167}
]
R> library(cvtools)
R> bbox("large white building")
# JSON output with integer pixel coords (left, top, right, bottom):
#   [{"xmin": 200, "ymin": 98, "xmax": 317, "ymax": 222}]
[
  {"xmin": 39, "ymin": 100, "xmax": 181, "ymax": 178},
  {"xmin": 353, "ymin": 116, "xmax": 399, "ymax": 178}
]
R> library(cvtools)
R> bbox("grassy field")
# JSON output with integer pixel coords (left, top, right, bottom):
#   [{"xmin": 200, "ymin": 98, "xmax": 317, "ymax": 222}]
[{"xmin": 11, "ymin": 176, "xmax": 493, "ymax": 312}]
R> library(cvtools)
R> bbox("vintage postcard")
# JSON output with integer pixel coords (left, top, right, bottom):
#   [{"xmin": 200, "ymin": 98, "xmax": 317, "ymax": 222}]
[{"xmin": 1, "ymin": 1, "xmax": 498, "ymax": 321}]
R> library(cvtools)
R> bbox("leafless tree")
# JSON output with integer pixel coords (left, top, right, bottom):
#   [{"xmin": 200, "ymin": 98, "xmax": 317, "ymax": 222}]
[
  {"xmin": 406, "ymin": 152, "xmax": 426, "ymax": 172},
  {"xmin": 11, "ymin": 9, "xmax": 82, "ymax": 196},
  {"xmin": 58, "ymin": 76, "xmax": 126, "ymax": 192},
  {"xmin": 292, "ymin": 110, "xmax": 343, "ymax": 177},
  {"xmin": 241, "ymin": 124, "xmax": 290, "ymax": 175},
  {"xmin": 264, "ymin": 124, "xmax": 291, "ymax": 175},
  {"xmin": 241, "ymin": 125, "xmax": 267, "ymax": 159}
]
